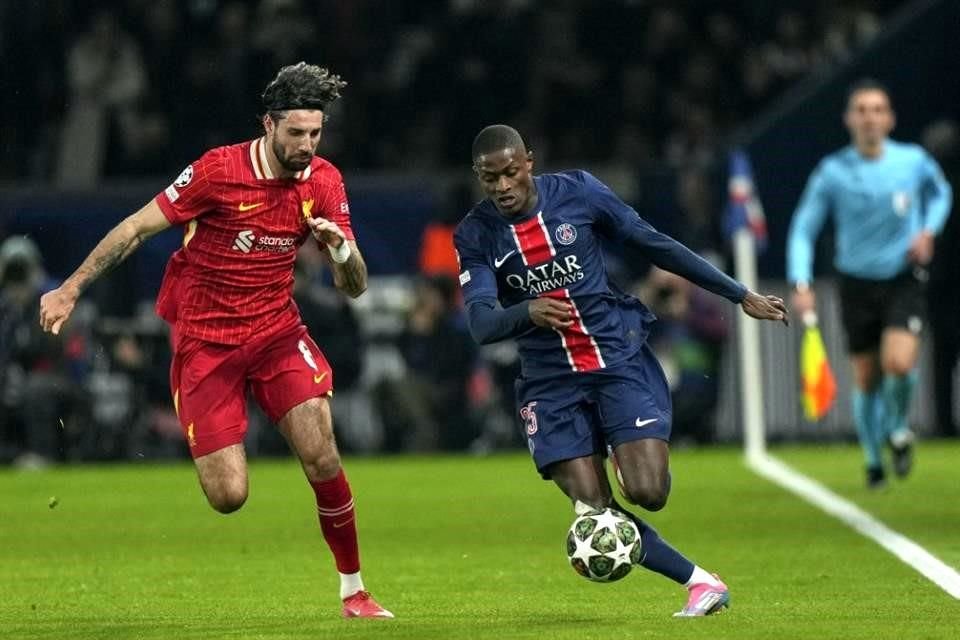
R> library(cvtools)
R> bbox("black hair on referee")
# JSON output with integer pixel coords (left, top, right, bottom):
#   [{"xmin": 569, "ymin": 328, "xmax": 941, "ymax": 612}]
[
  {"xmin": 846, "ymin": 77, "xmax": 892, "ymax": 106},
  {"xmin": 261, "ymin": 62, "xmax": 347, "ymax": 122}
]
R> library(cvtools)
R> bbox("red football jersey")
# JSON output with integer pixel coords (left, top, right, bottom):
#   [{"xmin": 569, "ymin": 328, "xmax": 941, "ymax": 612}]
[{"xmin": 154, "ymin": 137, "xmax": 355, "ymax": 345}]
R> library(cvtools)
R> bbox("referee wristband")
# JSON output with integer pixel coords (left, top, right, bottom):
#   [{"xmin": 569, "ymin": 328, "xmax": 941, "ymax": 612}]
[{"xmin": 328, "ymin": 240, "xmax": 351, "ymax": 264}]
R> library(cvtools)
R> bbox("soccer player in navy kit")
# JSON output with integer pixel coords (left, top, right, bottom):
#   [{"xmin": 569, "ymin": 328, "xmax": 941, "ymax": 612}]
[
  {"xmin": 454, "ymin": 125, "xmax": 788, "ymax": 617},
  {"xmin": 788, "ymin": 79, "xmax": 953, "ymax": 489}
]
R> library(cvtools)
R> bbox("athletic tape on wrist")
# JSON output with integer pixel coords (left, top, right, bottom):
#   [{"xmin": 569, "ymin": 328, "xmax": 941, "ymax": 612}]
[{"xmin": 329, "ymin": 241, "xmax": 351, "ymax": 263}]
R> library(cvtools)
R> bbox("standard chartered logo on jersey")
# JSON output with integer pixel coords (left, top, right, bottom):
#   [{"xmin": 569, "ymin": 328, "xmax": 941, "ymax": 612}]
[
  {"xmin": 233, "ymin": 230, "xmax": 255, "ymax": 253},
  {"xmin": 232, "ymin": 230, "xmax": 296, "ymax": 254},
  {"xmin": 505, "ymin": 255, "xmax": 584, "ymax": 295}
]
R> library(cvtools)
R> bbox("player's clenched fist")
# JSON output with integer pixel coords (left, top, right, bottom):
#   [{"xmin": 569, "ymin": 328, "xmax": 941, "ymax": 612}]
[
  {"xmin": 529, "ymin": 297, "xmax": 573, "ymax": 330},
  {"xmin": 306, "ymin": 216, "xmax": 347, "ymax": 248},
  {"xmin": 39, "ymin": 286, "xmax": 77, "ymax": 336}
]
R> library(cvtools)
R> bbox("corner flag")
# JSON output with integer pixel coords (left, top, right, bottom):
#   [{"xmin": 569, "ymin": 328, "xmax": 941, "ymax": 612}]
[
  {"xmin": 800, "ymin": 312, "xmax": 837, "ymax": 421},
  {"xmin": 722, "ymin": 149, "xmax": 768, "ymax": 251}
]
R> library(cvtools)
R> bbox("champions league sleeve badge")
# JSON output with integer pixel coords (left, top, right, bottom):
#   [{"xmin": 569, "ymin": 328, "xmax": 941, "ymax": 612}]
[{"xmin": 174, "ymin": 164, "xmax": 194, "ymax": 188}]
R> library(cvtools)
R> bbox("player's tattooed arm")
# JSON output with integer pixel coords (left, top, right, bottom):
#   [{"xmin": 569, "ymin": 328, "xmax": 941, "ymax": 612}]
[
  {"xmin": 40, "ymin": 200, "xmax": 171, "ymax": 334},
  {"xmin": 305, "ymin": 217, "xmax": 367, "ymax": 298},
  {"xmin": 69, "ymin": 230, "xmax": 139, "ymax": 292},
  {"xmin": 64, "ymin": 201, "xmax": 171, "ymax": 294},
  {"xmin": 330, "ymin": 241, "xmax": 367, "ymax": 298}
]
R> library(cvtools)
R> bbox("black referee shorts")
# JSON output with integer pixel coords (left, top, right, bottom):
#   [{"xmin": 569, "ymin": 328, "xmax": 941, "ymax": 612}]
[{"xmin": 838, "ymin": 268, "xmax": 927, "ymax": 354}]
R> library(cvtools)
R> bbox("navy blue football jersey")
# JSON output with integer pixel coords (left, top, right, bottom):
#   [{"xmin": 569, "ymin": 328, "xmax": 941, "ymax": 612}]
[{"xmin": 454, "ymin": 170, "xmax": 746, "ymax": 379}]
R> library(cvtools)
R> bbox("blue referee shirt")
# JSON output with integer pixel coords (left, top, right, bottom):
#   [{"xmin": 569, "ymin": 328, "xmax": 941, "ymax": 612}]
[{"xmin": 787, "ymin": 139, "xmax": 953, "ymax": 284}]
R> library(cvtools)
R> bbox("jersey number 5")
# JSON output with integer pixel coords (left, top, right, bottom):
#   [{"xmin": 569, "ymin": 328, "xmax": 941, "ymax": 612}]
[{"xmin": 520, "ymin": 401, "xmax": 538, "ymax": 436}]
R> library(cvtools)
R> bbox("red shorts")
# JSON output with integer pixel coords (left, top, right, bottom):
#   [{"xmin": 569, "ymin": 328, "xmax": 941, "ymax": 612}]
[{"xmin": 170, "ymin": 323, "xmax": 333, "ymax": 458}]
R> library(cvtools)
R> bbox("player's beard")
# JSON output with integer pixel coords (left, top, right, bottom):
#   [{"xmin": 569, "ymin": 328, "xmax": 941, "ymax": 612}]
[{"xmin": 273, "ymin": 138, "xmax": 313, "ymax": 172}]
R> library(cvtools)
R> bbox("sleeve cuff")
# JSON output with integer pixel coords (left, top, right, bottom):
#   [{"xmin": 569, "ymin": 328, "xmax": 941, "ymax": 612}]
[{"xmin": 154, "ymin": 193, "xmax": 179, "ymax": 225}]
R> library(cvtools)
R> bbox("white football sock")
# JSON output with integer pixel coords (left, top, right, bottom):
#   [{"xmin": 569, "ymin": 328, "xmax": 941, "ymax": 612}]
[
  {"xmin": 574, "ymin": 500, "xmax": 596, "ymax": 515},
  {"xmin": 684, "ymin": 566, "xmax": 720, "ymax": 588},
  {"xmin": 340, "ymin": 571, "xmax": 365, "ymax": 600}
]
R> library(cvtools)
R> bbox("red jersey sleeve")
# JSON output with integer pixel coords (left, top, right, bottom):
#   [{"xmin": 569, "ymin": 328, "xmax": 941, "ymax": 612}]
[
  {"xmin": 314, "ymin": 165, "xmax": 355, "ymax": 242},
  {"xmin": 154, "ymin": 149, "xmax": 225, "ymax": 225}
]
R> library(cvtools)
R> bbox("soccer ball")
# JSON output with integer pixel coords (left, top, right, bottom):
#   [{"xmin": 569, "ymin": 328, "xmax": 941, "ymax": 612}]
[{"xmin": 566, "ymin": 507, "xmax": 642, "ymax": 582}]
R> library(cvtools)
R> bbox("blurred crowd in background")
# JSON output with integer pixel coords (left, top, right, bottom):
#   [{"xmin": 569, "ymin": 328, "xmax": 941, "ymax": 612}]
[
  {"xmin": 2, "ymin": 0, "xmax": 958, "ymax": 468},
  {"xmin": 1, "ymin": 0, "xmax": 897, "ymax": 182}
]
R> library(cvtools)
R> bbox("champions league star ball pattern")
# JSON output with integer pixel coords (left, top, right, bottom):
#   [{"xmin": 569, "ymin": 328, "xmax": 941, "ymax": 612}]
[{"xmin": 566, "ymin": 507, "xmax": 642, "ymax": 582}]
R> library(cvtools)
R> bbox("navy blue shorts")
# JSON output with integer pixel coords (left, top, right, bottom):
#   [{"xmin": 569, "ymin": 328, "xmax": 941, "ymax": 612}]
[{"xmin": 515, "ymin": 343, "xmax": 672, "ymax": 479}]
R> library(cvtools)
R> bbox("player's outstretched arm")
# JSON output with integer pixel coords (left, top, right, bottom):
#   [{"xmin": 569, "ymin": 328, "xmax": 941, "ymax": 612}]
[
  {"xmin": 740, "ymin": 291, "xmax": 788, "ymax": 325},
  {"xmin": 39, "ymin": 200, "xmax": 171, "ymax": 335},
  {"xmin": 305, "ymin": 216, "xmax": 367, "ymax": 298}
]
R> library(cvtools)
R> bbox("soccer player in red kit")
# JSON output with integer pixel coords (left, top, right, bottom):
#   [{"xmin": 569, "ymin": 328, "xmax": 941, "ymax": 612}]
[{"xmin": 39, "ymin": 63, "xmax": 393, "ymax": 619}]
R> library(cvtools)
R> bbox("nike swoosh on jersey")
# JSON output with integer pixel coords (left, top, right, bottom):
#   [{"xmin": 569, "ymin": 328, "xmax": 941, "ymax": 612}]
[
  {"xmin": 238, "ymin": 202, "xmax": 264, "ymax": 211},
  {"xmin": 635, "ymin": 418, "xmax": 658, "ymax": 428},
  {"xmin": 494, "ymin": 250, "xmax": 516, "ymax": 268},
  {"xmin": 314, "ymin": 372, "xmax": 328, "ymax": 384}
]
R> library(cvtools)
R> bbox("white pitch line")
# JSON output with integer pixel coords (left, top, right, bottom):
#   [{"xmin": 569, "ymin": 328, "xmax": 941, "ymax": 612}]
[{"xmin": 747, "ymin": 452, "xmax": 960, "ymax": 599}]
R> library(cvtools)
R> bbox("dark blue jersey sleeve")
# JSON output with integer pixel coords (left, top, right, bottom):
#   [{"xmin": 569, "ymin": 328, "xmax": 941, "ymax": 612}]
[
  {"xmin": 581, "ymin": 171, "xmax": 748, "ymax": 303},
  {"xmin": 464, "ymin": 299, "xmax": 533, "ymax": 345},
  {"xmin": 453, "ymin": 218, "xmax": 534, "ymax": 345}
]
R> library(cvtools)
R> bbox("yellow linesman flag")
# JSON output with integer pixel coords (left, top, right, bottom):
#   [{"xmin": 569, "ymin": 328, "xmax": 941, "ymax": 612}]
[{"xmin": 800, "ymin": 312, "xmax": 837, "ymax": 420}]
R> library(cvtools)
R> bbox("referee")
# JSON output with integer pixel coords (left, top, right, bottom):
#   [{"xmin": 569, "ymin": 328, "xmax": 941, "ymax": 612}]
[{"xmin": 787, "ymin": 79, "xmax": 953, "ymax": 489}]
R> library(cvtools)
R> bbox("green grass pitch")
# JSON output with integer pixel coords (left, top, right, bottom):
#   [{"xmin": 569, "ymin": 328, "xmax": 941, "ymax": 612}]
[{"xmin": 2, "ymin": 442, "xmax": 959, "ymax": 639}]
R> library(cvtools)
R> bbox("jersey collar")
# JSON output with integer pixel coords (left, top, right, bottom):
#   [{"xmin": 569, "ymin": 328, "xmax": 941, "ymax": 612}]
[{"xmin": 249, "ymin": 137, "xmax": 313, "ymax": 181}]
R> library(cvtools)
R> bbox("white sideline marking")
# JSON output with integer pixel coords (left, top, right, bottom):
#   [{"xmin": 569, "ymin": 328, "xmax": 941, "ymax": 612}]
[{"xmin": 747, "ymin": 453, "xmax": 960, "ymax": 599}]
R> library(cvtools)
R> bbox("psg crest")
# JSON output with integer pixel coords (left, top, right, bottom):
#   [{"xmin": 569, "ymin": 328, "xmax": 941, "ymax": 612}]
[{"xmin": 555, "ymin": 223, "xmax": 577, "ymax": 245}]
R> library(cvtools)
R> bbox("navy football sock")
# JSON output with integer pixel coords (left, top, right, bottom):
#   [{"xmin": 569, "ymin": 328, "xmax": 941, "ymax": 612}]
[{"xmin": 612, "ymin": 501, "xmax": 694, "ymax": 584}]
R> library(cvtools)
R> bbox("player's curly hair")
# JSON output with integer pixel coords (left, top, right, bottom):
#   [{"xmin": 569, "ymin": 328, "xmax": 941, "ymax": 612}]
[{"xmin": 261, "ymin": 62, "xmax": 347, "ymax": 121}]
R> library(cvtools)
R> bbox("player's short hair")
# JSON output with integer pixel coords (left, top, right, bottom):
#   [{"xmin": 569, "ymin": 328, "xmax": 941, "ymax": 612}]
[
  {"xmin": 261, "ymin": 62, "xmax": 347, "ymax": 121},
  {"xmin": 472, "ymin": 125, "xmax": 527, "ymax": 162},
  {"xmin": 846, "ymin": 77, "xmax": 892, "ymax": 107}
]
